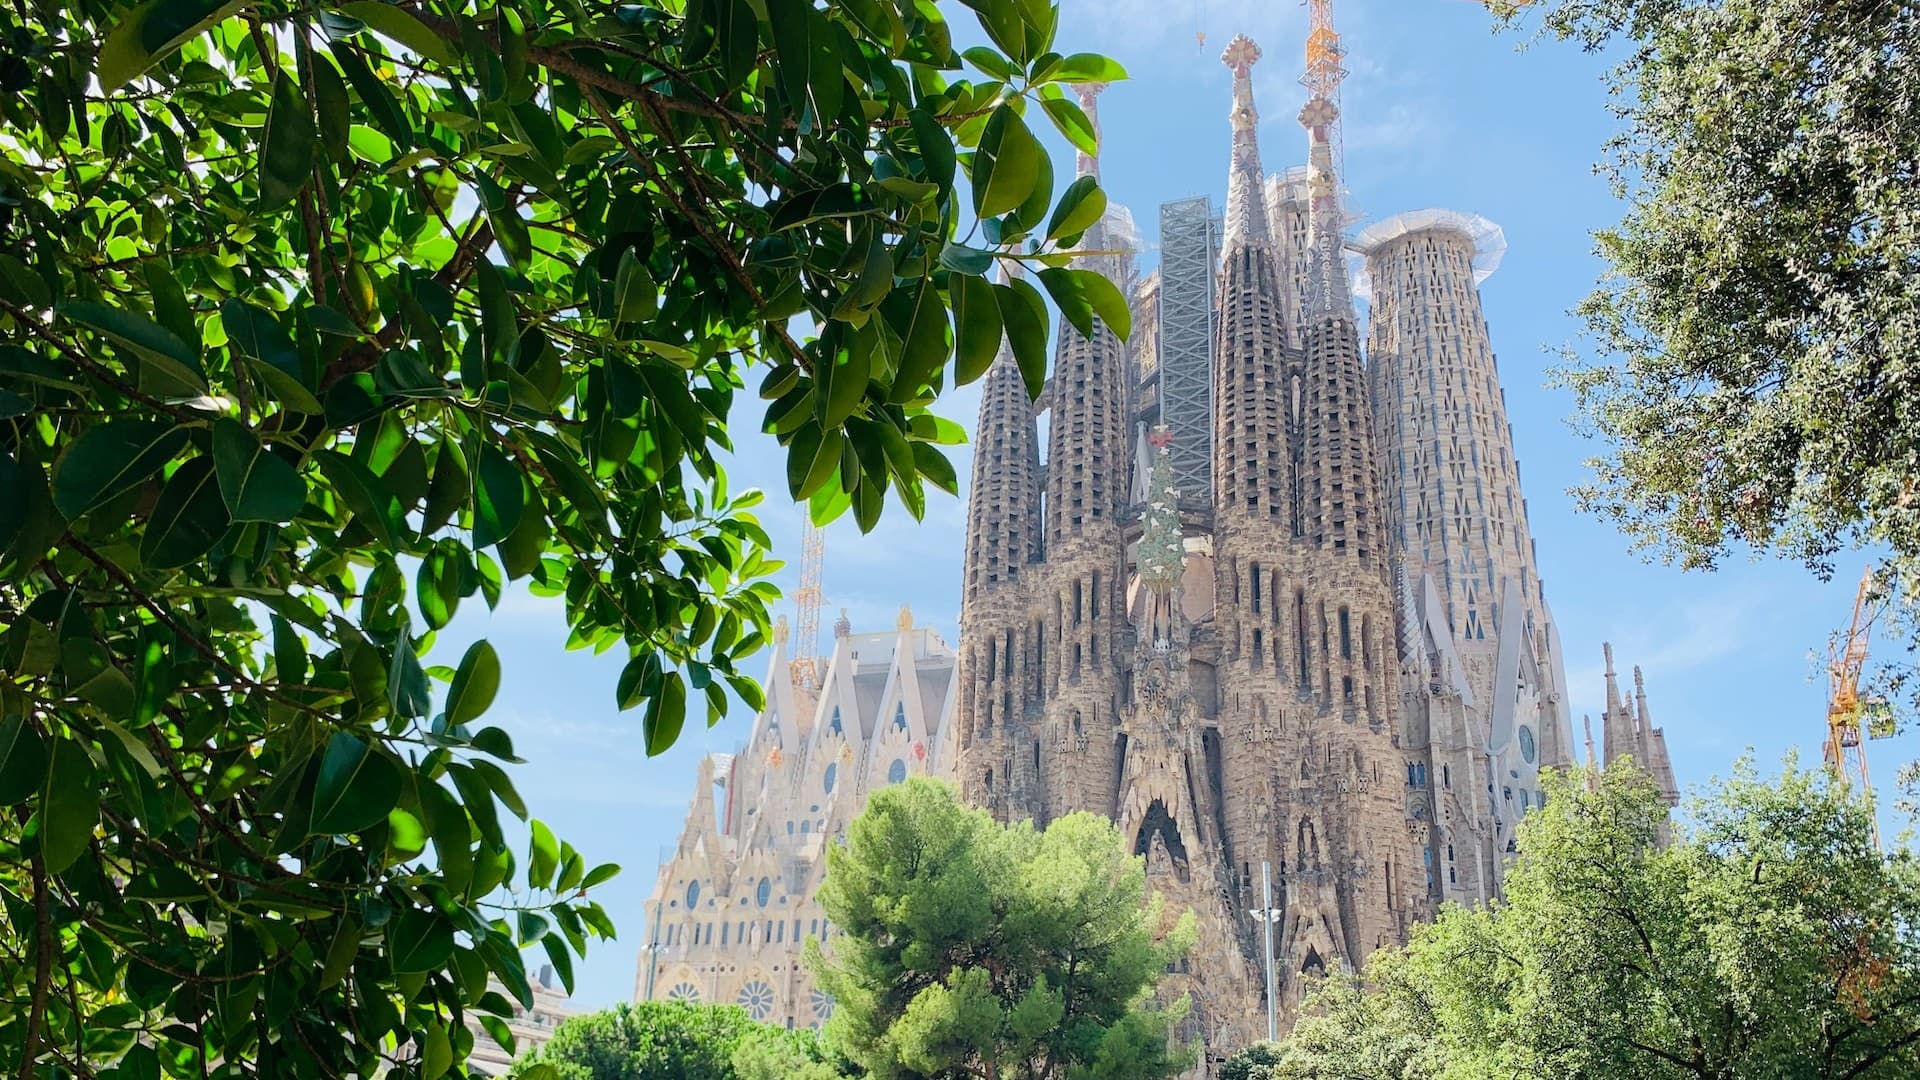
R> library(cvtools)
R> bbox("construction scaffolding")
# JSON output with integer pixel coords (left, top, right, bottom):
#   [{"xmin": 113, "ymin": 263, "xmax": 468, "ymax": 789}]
[{"xmin": 1156, "ymin": 196, "xmax": 1217, "ymax": 507}]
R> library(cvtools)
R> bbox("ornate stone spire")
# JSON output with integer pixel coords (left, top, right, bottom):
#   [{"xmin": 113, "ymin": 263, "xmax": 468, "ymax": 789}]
[
  {"xmin": 1074, "ymin": 82, "xmax": 1106, "ymax": 180},
  {"xmin": 1219, "ymin": 35, "xmax": 1273, "ymax": 253}
]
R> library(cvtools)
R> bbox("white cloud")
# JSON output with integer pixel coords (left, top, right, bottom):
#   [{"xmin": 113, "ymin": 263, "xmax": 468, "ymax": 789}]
[
  {"xmin": 1063, "ymin": 0, "xmax": 1305, "ymax": 55},
  {"xmin": 1563, "ymin": 587, "xmax": 1783, "ymax": 719}
]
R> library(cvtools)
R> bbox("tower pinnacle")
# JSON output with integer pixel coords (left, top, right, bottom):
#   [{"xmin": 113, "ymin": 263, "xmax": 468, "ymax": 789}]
[
  {"xmin": 1075, "ymin": 82, "xmax": 1107, "ymax": 180},
  {"xmin": 1219, "ymin": 34, "xmax": 1272, "ymax": 252},
  {"xmin": 1298, "ymin": 0, "xmax": 1352, "ymax": 318}
]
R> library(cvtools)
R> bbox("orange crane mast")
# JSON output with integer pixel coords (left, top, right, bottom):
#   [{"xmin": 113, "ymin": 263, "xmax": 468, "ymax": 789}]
[{"xmin": 1826, "ymin": 567, "xmax": 1883, "ymax": 849}]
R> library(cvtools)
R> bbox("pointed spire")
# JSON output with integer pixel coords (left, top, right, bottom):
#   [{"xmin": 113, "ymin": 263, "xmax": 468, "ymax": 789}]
[
  {"xmin": 1219, "ymin": 35, "xmax": 1273, "ymax": 252},
  {"xmin": 1601, "ymin": 642, "xmax": 1640, "ymax": 768},
  {"xmin": 1299, "ymin": 0, "xmax": 1352, "ymax": 319},
  {"xmin": 1583, "ymin": 715, "xmax": 1597, "ymax": 770},
  {"xmin": 1074, "ymin": 82, "xmax": 1107, "ymax": 180}
]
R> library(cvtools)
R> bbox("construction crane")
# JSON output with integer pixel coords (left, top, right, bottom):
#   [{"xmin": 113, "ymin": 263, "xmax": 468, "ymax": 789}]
[
  {"xmin": 789, "ymin": 511, "xmax": 826, "ymax": 691},
  {"xmin": 1826, "ymin": 566, "xmax": 1887, "ymax": 849}
]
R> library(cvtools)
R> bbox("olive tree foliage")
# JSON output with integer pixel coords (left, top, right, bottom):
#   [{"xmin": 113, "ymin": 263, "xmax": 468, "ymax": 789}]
[
  {"xmin": 1245, "ymin": 761, "xmax": 1920, "ymax": 1080},
  {"xmin": 506, "ymin": 1001, "xmax": 842, "ymax": 1080},
  {"xmin": 0, "ymin": 0, "xmax": 1123, "ymax": 1074},
  {"xmin": 1494, "ymin": 0, "xmax": 1920, "ymax": 700},
  {"xmin": 808, "ymin": 778, "xmax": 1196, "ymax": 1080}
]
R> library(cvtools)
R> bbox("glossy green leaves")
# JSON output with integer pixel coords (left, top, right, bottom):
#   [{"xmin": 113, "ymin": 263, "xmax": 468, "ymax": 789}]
[{"xmin": 311, "ymin": 732, "xmax": 404, "ymax": 834}]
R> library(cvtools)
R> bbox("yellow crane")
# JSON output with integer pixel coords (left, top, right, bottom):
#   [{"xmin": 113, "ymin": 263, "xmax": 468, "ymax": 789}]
[{"xmin": 1826, "ymin": 566, "xmax": 1889, "ymax": 849}]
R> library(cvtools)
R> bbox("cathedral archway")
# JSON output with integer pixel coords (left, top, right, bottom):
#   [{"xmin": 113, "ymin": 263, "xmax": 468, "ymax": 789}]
[{"xmin": 1133, "ymin": 800, "xmax": 1191, "ymax": 881}]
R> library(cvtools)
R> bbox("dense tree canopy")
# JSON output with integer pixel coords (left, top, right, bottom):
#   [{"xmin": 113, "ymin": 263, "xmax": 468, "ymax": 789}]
[
  {"xmin": 508, "ymin": 1001, "xmax": 841, "ymax": 1080},
  {"xmin": 1495, "ymin": 0, "xmax": 1920, "ymax": 693},
  {"xmin": 1238, "ymin": 761, "xmax": 1920, "ymax": 1080},
  {"xmin": 0, "ymin": 0, "xmax": 1120, "ymax": 1075},
  {"xmin": 809, "ymin": 779, "xmax": 1195, "ymax": 1080}
]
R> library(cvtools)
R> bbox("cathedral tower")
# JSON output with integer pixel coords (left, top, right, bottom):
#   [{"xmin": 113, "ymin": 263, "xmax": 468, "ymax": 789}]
[{"xmin": 1357, "ymin": 209, "xmax": 1576, "ymax": 903}]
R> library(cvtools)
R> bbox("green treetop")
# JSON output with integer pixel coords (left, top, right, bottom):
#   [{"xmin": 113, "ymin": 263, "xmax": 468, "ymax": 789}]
[
  {"xmin": 0, "ymin": 0, "xmax": 1123, "ymax": 1075},
  {"xmin": 808, "ymin": 778, "xmax": 1197, "ymax": 1080},
  {"xmin": 1235, "ymin": 758, "xmax": 1920, "ymax": 1079}
]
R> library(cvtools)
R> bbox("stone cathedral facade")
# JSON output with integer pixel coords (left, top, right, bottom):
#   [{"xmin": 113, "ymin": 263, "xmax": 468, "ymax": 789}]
[
  {"xmin": 953, "ymin": 32, "xmax": 1632, "ymax": 1059},
  {"xmin": 633, "ymin": 22, "xmax": 1684, "ymax": 1063}
]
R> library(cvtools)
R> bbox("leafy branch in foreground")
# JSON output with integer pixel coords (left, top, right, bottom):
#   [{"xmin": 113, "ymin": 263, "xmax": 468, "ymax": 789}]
[{"xmin": 0, "ymin": 0, "xmax": 1125, "ymax": 1075}]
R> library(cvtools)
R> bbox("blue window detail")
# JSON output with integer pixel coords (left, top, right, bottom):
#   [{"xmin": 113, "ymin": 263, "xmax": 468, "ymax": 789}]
[
  {"xmin": 893, "ymin": 703, "xmax": 908, "ymax": 732},
  {"xmin": 800, "ymin": 820, "xmax": 811, "ymax": 834},
  {"xmin": 829, "ymin": 708, "xmax": 843, "ymax": 736},
  {"xmin": 887, "ymin": 759, "xmax": 907, "ymax": 784},
  {"xmin": 824, "ymin": 763, "xmax": 838, "ymax": 794},
  {"xmin": 787, "ymin": 820, "xmax": 795, "ymax": 834},
  {"xmin": 686, "ymin": 881, "xmax": 701, "ymax": 909},
  {"xmin": 1518, "ymin": 725, "xmax": 1537, "ymax": 765},
  {"xmin": 1416, "ymin": 763, "xmax": 1427, "ymax": 787},
  {"xmin": 756, "ymin": 878, "xmax": 772, "ymax": 907}
]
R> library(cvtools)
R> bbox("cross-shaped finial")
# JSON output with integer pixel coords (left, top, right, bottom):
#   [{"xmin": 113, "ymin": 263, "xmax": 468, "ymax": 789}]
[
  {"xmin": 1148, "ymin": 424, "xmax": 1174, "ymax": 450},
  {"xmin": 1221, "ymin": 34, "xmax": 1261, "ymax": 77}
]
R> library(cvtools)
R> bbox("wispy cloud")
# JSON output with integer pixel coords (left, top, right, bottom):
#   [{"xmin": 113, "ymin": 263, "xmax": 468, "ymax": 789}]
[{"xmin": 1563, "ymin": 587, "xmax": 1782, "ymax": 719}]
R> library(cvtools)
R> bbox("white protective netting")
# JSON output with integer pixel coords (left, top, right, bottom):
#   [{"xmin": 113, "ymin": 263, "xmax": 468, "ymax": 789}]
[{"xmin": 1347, "ymin": 208, "xmax": 1507, "ymax": 303}]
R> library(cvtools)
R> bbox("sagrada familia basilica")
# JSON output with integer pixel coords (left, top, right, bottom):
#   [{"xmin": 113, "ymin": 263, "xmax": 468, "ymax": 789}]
[{"xmin": 637, "ymin": 12, "xmax": 1679, "ymax": 1070}]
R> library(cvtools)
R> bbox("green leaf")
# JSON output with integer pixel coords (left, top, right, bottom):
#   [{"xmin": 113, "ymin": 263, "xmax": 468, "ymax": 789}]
[
  {"xmin": 1052, "ymin": 53, "xmax": 1128, "ymax": 84},
  {"xmin": 951, "ymin": 273, "xmax": 1004, "ymax": 386},
  {"xmin": 223, "ymin": 300, "xmax": 320, "ymax": 413},
  {"xmin": 817, "ymin": 328, "xmax": 873, "ymax": 428},
  {"xmin": 96, "ymin": 0, "xmax": 245, "ymax": 91},
  {"xmin": 51, "ymin": 420, "xmax": 187, "ymax": 520},
  {"xmin": 328, "ymin": 41, "xmax": 412, "ymax": 151},
  {"xmin": 939, "ymin": 243, "xmax": 996, "ymax": 277},
  {"xmin": 470, "ymin": 726, "xmax": 522, "ymax": 763},
  {"xmin": 887, "ymin": 281, "xmax": 951, "ymax": 404},
  {"xmin": 260, "ymin": 72, "xmax": 317, "ymax": 210},
  {"xmin": 973, "ymin": 105, "xmax": 1041, "ymax": 220},
  {"xmin": 1038, "ymin": 266, "xmax": 1097, "ymax": 339},
  {"xmin": 387, "ymin": 807, "xmax": 428, "ymax": 861},
  {"xmin": 961, "ymin": 45, "xmax": 1018, "ymax": 80},
  {"xmin": 1047, "ymin": 175, "xmax": 1108, "ymax": 241},
  {"xmin": 418, "ymin": 541, "xmax": 462, "ymax": 631},
  {"xmin": 63, "ymin": 301, "xmax": 205, "ymax": 394},
  {"xmin": 211, "ymin": 419, "xmax": 305, "ymax": 523},
  {"xmin": 612, "ymin": 248, "xmax": 659, "ymax": 322},
  {"xmin": 909, "ymin": 108, "xmax": 956, "ymax": 196},
  {"xmin": 447, "ymin": 640, "xmax": 501, "ymax": 727},
  {"xmin": 476, "ymin": 175, "xmax": 532, "ymax": 270},
  {"xmin": 310, "ymin": 732, "xmax": 405, "ymax": 835},
  {"xmin": 138, "ymin": 456, "xmax": 227, "ymax": 569},
  {"xmin": 272, "ymin": 614, "xmax": 309, "ymax": 686},
  {"xmin": 472, "ymin": 444, "xmax": 525, "ymax": 549},
  {"xmin": 1073, "ymin": 267, "xmax": 1132, "ymax": 340},
  {"xmin": 316, "ymin": 450, "xmax": 407, "ymax": 548},
  {"xmin": 388, "ymin": 625, "xmax": 430, "ymax": 719},
  {"xmin": 388, "ymin": 907, "xmax": 455, "ymax": 972},
  {"xmin": 580, "ymin": 862, "xmax": 621, "ymax": 890},
  {"xmin": 528, "ymin": 820, "xmax": 558, "ymax": 890},
  {"xmin": 313, "ymin": 55, "xmax": 351, "ymax": 163},
  {"xmin": 644, "ymin": 670, "xmax": 688, "ymax": 756},
  {"xmin": 420, "ymin": 1022, "xmax": 452, "ymax": 1080},
  {"xmin": 541, "ymin": 934, "xmax": 575, "ymax": 994},
  {"xmin": 40, "ymin": 738, "xmax": 97, "ymax": 873},
  {"xmin": 913, "ymin": 442, "xmax": 959, "ymax": 496},
  {"xmin": 339, "ymin": 1, "xmax": 458, "ymax": 65},
  {"xmin": 0, "ymin": 715, "xmax": 48, "ymax": 805},
  {"xmin": 993, "ymin": 277, "xmax": 1050, "ymax": 399}
]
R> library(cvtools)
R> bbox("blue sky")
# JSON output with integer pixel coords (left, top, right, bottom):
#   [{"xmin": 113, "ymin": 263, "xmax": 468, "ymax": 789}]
[{"xmin": 430, "ymin": 0, "xmax": 1918, "ymax": 1009}]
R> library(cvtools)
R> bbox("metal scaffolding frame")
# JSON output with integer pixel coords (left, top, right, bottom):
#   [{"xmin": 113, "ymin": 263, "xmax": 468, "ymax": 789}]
[{"xmin": 1155, "ymin": 196, "xmax": 1217, "ymax": 506}]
